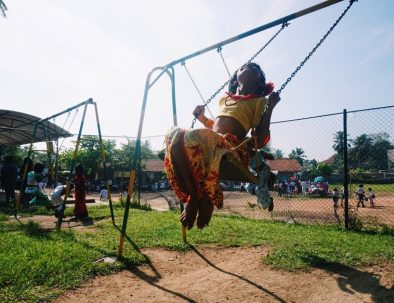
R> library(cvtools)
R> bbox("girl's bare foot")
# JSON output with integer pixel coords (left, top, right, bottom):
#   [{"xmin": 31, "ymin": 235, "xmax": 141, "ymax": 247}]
[
  {"xmin": 180, "ymin": 198, "xmax": 199, "ymax": 229},
  {"xmin": 196, "ymin": 195, "xmax": 214, "ymax": 229}
]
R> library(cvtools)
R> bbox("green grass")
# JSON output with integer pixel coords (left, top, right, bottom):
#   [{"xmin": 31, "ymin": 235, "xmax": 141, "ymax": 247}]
[{"xmin": 1, "ymin": 204, "xmax": 394, "ymax": 303}]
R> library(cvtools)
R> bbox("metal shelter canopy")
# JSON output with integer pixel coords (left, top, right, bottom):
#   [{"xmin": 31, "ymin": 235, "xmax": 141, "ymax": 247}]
[{"xmin": 0, "ymin": 109, "xmax": 72, "ymax": 145}]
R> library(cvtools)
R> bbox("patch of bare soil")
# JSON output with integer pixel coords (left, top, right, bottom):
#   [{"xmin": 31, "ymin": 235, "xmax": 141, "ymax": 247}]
[
  {"xmin": 12, "ymin": 215, "xmax": 104, "ymax": 233},
  {"xmin": 55, "ymin": 246, "xmax": 393, "ymax": 303}
]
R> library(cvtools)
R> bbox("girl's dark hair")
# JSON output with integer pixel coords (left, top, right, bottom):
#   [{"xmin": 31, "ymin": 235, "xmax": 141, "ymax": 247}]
[{"xmin": 228, "ymin": 62, "xmax": 270, "ymax": 95}]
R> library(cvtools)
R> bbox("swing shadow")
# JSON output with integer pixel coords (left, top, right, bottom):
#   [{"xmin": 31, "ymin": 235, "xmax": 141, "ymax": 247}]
[
  {"xmin": 116, "ymin": 227, "xmax": 198, "ymax": 303},
  {"xmin": 301, "ymin": 255, "xmax": 394, "ymax": 302},
  {"xmin": 189, "ymin": 245, "xmax": 288, "ymax": 303}
]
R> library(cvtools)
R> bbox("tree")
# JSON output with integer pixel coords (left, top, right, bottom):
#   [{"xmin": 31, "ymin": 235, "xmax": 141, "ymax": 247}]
[
  {"xmin": 348, "ymin": 134, "xmax": 374, "ymax": 169},
  {"xmin": 369, "ymin": 132, "xmax": 393, "ymax": 170},
  {"xmin": 332, "ymin": 131, "xmax": 351, "ymax": 165},
  {"xmin": 288, "ymin": 147, "xmax": 306, "ymax": 166},
  {"xmin": 273, "ymin": 149, "xmax": 284, "ymax": 159},
  {"xmin": 112, "ymin": 140, "xmax": 156, "ymax": 171},
  {"xmin": 58, "ymin": 136, "xmax": 116, "ymax": 179},
  {"xmin": 316, "ymin": 162, "xmax": 334, "ymax": 180},
  {"xmin": 0, "ymin": 144, "xmax": 25, "ymax": 166}
]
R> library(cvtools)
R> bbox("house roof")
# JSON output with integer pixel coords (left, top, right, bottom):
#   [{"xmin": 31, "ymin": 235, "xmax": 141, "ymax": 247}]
[
  {"xmin": 142, "ymin": 159, "xmax": 165, "ymax": 172},
  {"xmin": 0, "ymin": 109, "xmax": 72, "ymax": 145},
  {"xmin": 267, "ymin": 158, "xmax": 301, "ymax": 172},
  {"xmin": 322, "ymin": 155, "xmax": 336, "ymax": 165}
]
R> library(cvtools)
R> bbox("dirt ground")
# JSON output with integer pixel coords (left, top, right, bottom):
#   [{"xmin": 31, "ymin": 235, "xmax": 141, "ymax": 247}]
[
  {"xmin": 10, "ymin": 192, "xmax": 394, "ymax": 302},
  {"xmin": 13, "ymin": 209, "xmax": 394, "ymax": 303},
  {"xmin": 54, "ymin": 246, "xmax": 393, "ymax": 303}
]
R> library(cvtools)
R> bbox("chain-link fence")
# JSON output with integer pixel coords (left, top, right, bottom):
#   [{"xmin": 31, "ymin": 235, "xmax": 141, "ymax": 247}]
[{"xmin": 137, "ymin": 105, "xmax": 394, "ymax": 229}]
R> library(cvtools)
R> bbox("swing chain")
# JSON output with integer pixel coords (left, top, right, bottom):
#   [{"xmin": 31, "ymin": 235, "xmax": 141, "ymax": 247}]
[
  {"xmin": 191, "ymin": 23, "xmax": 290, "ymax": 128},
  {"xmin": 277, "ymin": 0, "xmax": 357, "ymax": 95},
  {"xmin": 247, "ymin": 22, "xmax": 289, "ymax": 65},
  {"xmin": 217, "ymin": 46, "xmax": 232, "ymax": 77},
  {"xmin": 182, "ymin": 62, "xmax": 215, "ymax": 123}
]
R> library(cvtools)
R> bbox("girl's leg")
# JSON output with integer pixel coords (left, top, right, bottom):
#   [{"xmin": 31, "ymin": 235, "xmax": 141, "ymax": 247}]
[
  {"xmin": 196, "ymin": 193, "xmax": 214, "ymax": 229},
  {"xmin": 170, "ymin": 141, "xmax": 200, "ymax": 230}
]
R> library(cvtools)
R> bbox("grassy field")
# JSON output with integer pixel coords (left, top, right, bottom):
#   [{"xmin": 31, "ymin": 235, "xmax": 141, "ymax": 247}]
[{"xmin": 1, "ymin": 204, "xmax": 394, "ymax": 303}]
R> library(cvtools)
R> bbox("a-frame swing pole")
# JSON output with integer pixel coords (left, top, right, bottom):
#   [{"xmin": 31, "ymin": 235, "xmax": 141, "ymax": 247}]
[
  {"xmin": 57, "ymin": 100, "xmax": 91, "ymax": 228},
  {"xmin": 165, "ymin": 0, "xmax": 344, "ymax": 68},
  {"xmin": 118, "ymin": 67, "xmax": 176, "ymax": 257},
  {"xmin": 93, "ymin": 101, "xmax": 116, "ymax": 225},
  {"xmin": 39, "ymin": 99, "xmax": 94, "ymax": 124},
  {"xmin": 41, "ymin": 123, "xmax": 55, "ymax": 187}
]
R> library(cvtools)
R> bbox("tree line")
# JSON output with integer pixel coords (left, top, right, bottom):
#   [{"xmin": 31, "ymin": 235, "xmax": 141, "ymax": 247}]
[{"xmin": 1, "ymin": 131, "xmax": 392, "ymax": 182}]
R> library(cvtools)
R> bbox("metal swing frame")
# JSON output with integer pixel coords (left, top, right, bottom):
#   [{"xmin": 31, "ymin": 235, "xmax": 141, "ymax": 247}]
[
  {"xmin": 118, "ymin": 0, "xmax": 353, "ymax": 256},
  {"xmin": 15, "ymin": 99, "xmax": 116, "ymax": 229}
]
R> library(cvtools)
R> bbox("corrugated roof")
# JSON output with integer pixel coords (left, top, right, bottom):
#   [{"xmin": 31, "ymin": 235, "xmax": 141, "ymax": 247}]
[
  {"xmin": 267, "ymin": 158, "xmax": 301, "ymax": 172},
  {"xmin": 0, "ymin": 110, "xmax": 72, "ymax": 145}
]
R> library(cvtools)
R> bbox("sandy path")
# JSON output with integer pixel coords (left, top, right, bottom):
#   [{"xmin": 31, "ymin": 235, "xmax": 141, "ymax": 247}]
[{"xmin": 55, "ymin": 246, "xmax": 393, "ymax": 303}]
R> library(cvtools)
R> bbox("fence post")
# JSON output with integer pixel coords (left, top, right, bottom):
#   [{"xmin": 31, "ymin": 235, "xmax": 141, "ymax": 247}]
[{"xmin": 343, "ymin": 109, "xmax": 349, "ymax": 228}]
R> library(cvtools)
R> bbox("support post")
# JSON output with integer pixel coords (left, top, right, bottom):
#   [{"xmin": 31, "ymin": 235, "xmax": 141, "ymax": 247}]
[
  {"xmin": 94, "ymin": 102, "xmax": 116, "ymax": 225},
  {"xmin": 343, "ymin": 109, "xmax": 349, "ymax": 229},
  {"xmin": 118, "ymin": 67, "xmax": 176, "ymax": 257}
]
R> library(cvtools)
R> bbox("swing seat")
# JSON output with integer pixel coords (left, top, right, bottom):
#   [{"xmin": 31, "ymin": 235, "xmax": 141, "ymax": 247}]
[{"xmin": 219, "ymin": 153, "xmax": 259, "ymax": 183}]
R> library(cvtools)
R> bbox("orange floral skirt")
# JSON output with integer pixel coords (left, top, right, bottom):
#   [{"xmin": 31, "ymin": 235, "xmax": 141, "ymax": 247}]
[{"xmin": 164, "ymin": 127, "xmax": 248, "ymax": 208}]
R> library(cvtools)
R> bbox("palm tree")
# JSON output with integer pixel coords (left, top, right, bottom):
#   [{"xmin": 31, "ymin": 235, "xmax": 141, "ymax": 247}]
[
  {"xmin": 273, "ymin": 149, "xmax": 284, "ymax": 159},
  {"xmin": 332, "ymin": 131, "xmax": 345, "ymax": 155},
  {"xmin": 349, "ymin": 134, "xmax": 373, "ymax": 169},
  {"xmin": 0, "ymin": 1, "xmax": 7, "ymax": 18},
  {"xmin": 332, "ymin": 131, "xmax": 351, "ymax": 166},
  {"xmin": 288, "ymin": 147, "xmax": 306, "ymax": 166}
]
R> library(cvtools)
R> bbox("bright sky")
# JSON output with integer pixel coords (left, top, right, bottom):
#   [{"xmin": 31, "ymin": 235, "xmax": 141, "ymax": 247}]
[{"xmin": 1, "ymin": 0, "xmax": 393, "ymax": 160}]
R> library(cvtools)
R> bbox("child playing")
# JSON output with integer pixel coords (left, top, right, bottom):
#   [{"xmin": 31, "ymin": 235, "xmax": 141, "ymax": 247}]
[
  {"xmin": 72, "ymin": 164, "xmax": 89, "ymax": 220},
  {"xmin": 26, "ymin": 163, "xmax": 48, "ymax": 207},
  {"xmin": 368, "ymin": 187, "xmax": 375, "ymax": 208},
  {"xmin": 164, "ymin": 62, "xmax": 280, "ymax": 230},
  {"xmin": 50, "ymin": 183, "xmax": 74, "ymax": 218},
  {"xmin": 27, "ymin": 163, "xmax": 65, "ymax": 218},
  {"xmin": 355, "ymin": 184, "xmax": 365, "ymax": 208}
]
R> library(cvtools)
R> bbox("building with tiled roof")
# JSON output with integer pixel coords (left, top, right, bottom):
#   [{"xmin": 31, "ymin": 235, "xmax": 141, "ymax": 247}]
[
  {"xmin": 266, "ymin": 158, "xmax": 301, "ymax": 181},
  {"xmin": 143, "ymin": 159, "xmax": 165, "ymax": 172}
]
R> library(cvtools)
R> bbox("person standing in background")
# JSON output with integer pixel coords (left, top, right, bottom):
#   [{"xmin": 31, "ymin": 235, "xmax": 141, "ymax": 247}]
[
  {"xmin": 1, "ymin": 155, "xmax": 18, "ymax": 207},
  {"xmin": 72, "ymin": 164, "xmax": 89, "ymax": 220}
]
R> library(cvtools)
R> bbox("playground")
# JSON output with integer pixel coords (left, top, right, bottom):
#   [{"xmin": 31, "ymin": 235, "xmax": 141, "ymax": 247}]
[{"xmin": 1, "ymin": 0, "xmax": 394, "ymax": 302}]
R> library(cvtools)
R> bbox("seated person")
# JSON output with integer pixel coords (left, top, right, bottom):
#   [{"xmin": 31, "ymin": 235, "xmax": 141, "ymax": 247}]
[{"xmin": 164, "ymin": 62, "xmax": 280, "ymax": 230}]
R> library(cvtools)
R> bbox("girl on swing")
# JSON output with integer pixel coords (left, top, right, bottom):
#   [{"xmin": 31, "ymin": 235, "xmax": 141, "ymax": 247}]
[{"xmin": 164, "ymin": 62, "xmax": 280, "ymax": 230}]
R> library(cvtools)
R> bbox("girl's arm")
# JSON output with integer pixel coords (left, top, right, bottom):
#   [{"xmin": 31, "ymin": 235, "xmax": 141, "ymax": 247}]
[
  {"xmin": 193, "ymin": 105, "xmax": 214, "ymax": 129},
  {"xmin": 254, "ymin": 92, "xmax": 280, "ymax": 147}
]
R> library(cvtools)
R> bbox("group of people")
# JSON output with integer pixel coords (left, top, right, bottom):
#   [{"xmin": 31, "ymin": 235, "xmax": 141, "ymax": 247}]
[
  {"xmin": 0, "ymin": 156, "xmax": 89, "ymax": 221},
  {"xmin": 355, "ymin": 184, "xmax": 375, "ymax": 208},
  {"xmin": 331, "ymin": 184, "xmax": 376, "ymax": 209}
]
